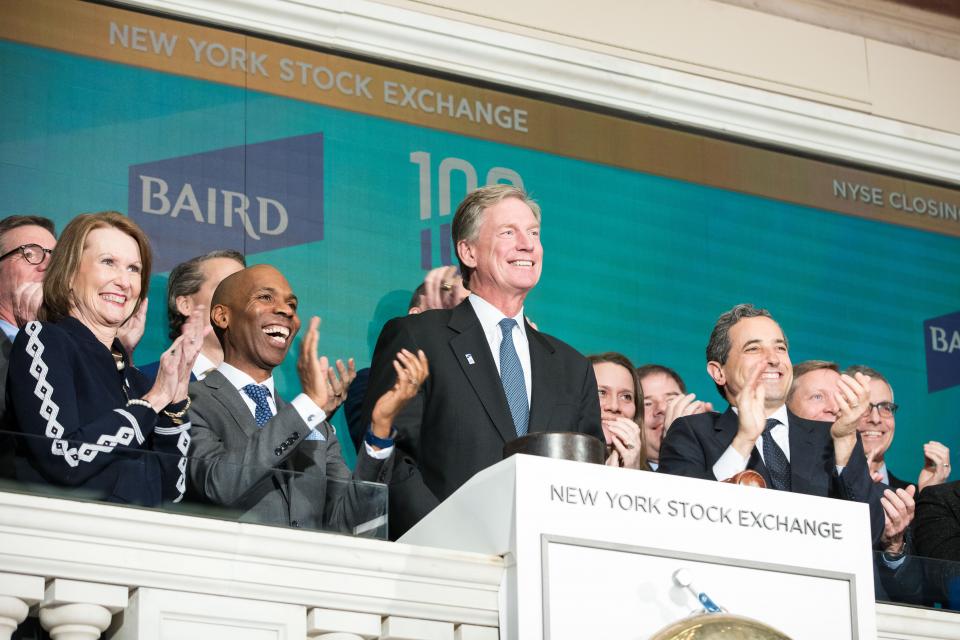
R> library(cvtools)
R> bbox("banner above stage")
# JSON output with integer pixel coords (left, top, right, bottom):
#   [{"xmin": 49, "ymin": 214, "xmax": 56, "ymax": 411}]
[{"xmin": 3, "ymin": 0, "xmax": 958, "ymax": 238}]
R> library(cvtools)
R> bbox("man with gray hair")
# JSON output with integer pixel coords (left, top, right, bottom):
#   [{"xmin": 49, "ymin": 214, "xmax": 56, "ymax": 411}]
[
  {"xmin": 847, "ymin": 364, "xmax": 951, "ymax": 492},
  {"xmin": 659, "ymin": 304, "xmax": 882, "ymax": 537},
  {"xmin": 362, "ymin": 184, "xmax": 603, "ymax": 539}
]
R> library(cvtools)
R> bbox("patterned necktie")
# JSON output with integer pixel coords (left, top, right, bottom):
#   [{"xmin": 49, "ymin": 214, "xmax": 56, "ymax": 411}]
[
  {"xmin": 761, "ymin": 418, "xmax": 791, "ymax": 491},
  {"xmin": 242, "ymin": 383, "xmax": 273, "ymax": 428},
  {"xmin": 498, "ymin": 318, "xmax": 529, "ymax": 437}
]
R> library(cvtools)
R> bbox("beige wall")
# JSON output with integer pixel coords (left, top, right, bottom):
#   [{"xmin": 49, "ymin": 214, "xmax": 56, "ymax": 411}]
[{"xmin": 377, "ymin": 0, "xmax": 960, "ymax": 135}]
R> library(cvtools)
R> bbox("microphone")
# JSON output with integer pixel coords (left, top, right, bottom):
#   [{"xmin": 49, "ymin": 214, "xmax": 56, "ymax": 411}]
[{"xmin": 673, "ymin": 568, "xmax": 723, "ymax": 613}]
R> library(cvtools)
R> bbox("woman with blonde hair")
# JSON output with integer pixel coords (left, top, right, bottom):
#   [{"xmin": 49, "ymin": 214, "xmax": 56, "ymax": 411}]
[{"xmin": 7, "ymin": 212, "xmax": 204, "ymax": 505}]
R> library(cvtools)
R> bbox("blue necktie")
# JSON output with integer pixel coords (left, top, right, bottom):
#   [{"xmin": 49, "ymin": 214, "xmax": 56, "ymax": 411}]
[
  {"xmin": 498, "ymin": 318, "xmax": 529, "ymax": 437},
  {"xmin": 242, "ymin": 383, "xmax": 273, "ymax": 428},
  {"xmin": 761, "ymin": 418, "xmax": 791, "ymax": 491}
]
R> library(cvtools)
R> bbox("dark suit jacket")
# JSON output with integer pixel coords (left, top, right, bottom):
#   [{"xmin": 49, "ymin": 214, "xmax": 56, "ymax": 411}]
[
  {"xmin": 915, "ymin": 481, "xmax": 960, "ymax": 561},
  {"xmin": 361, "ymin": 299, "xmax": 603, "ymax": 539},
  {"xmin": 0, "ymin": 332, "xmax": 15, "ymax": 480},
  {"xmin": 188, "ymin": 370, "xmax": 392, "ymax": 533},
  {"xmin": 659, "ymin": 407, "xmax": 883, "ymax": 541},
  {"xmin": 887, "ymin": 469, "xmax": 912, "ymax": 491},
  {"xmin": 913, "ymin": 481, "xmax": 960, "ymax": 608}
]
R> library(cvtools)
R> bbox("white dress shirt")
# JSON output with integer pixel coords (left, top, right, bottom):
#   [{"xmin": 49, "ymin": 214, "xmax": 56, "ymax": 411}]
[
  {"xmin": 468, "ymin": 293, "xmax": 532, "ymax": 405},
  {"xmin": 712, "ymin": 404, "xmax": 792, "ymax": 481},
  {"xmin": 712, "ymin": 404, "xmax": 844, "ymax": 481},
  {"xmin": 876, "ymin": 462, "xmax": 891, "ymax": 486},
  {"xmin": 192, "ymin": 351, "xmax": 217, "ymax": 381},
  {"xmin": 217, "ymin": 363, "xmax": 392, "ymax": 458},
  {"xmin": 0, "ymin": 318, "xmax": 18, "ymax": 342}
]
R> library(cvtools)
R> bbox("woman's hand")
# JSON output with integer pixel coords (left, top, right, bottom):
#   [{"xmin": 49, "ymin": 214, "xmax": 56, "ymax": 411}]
[
  {"xmin": 142, "ymin": 335, "xmax": 186, "ymax": 412},
  {"xmin": 603, "ymin": 416, "xmax": 644, "ymax": 469},
  {"xmin": 142, "ymin": 306, "xmax": 208, "ymax": 411},
  {"xmin": 171, "ymin": 305, "xmax": 208, "ymax": 402}
]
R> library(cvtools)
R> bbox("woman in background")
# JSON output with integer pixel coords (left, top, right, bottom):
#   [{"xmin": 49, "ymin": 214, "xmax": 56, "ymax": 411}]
[
  {"xmin": 7, "ymin": 211, "xmax": 204, "ymax": 505},
  {"xmin": 588, "ymin": 352, "xmax": 648, "ymax": 470}
]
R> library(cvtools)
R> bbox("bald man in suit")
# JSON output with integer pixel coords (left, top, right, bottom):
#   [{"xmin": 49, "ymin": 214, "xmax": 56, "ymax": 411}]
[{"xmin": 189, "ymin": 265, "xmax": 426, "ymax": 531}]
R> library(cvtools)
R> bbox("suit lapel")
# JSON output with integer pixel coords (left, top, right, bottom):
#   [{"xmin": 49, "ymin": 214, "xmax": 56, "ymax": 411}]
[
  {"xmin": 787, "ymin": 410, "xmax": 818, "ymax": 493},
  {"xmin": 715, "ymin": 407, "xmax": 772, "ymax": 484},
  {"xmin": 202, "ymin": 371, "xmax": 259, "ymax": 437},
  {"xmin": 203, "ymin": 370, "xmax": 291, "ymax": 501},
  {"xmin": 527, "ymin": 326, "xmax": 557, "ymax": 432},
  {"xmin": 447, "ymin": 301, "xmax": 518, "ymax": 444}
]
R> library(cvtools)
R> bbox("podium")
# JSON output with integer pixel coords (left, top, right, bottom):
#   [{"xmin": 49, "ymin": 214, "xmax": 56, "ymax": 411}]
[{"xmin": 400, "ymin": 454, "xmax": 877, "ymax": 639}]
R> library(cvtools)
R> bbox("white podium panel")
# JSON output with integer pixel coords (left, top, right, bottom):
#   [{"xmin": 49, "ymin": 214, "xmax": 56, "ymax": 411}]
[{"xmin": 401, "ymin": 454, "xmax": 876, "ymax": 640}]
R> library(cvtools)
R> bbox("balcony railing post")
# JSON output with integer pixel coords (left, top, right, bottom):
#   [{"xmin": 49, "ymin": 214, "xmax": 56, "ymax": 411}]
[
  {"xmin": 0, "ymin": 572, "xmax": 44, "ymax": 640},
  {"xmin": 38, "ymin": 579, "xmax": 128, "ymax": 640}
]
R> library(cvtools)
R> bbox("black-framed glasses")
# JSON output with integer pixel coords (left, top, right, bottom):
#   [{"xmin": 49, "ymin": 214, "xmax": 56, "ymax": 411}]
[
  {"xmin": 0, "ymin": 244, "xmax": 53, "ymax": 265},
  {"xmin": 869, "ymin": 401, "xmax": 899, "ymax": 417}
]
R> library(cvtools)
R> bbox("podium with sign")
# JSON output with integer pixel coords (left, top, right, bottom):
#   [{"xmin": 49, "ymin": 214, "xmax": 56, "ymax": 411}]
[{"xmin": 400, "ymin": 454, "xmax": 876, "ymax": 640}]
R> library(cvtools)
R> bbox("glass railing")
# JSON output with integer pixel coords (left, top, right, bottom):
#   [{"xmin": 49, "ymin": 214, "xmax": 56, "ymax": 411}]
[
  {"xmin": 0, "ymin": 428, "xmax": 388, "ymax": 539},
  {"xmin": 874, "ymin": 549, "xmax": 960, "ymax": 611}
]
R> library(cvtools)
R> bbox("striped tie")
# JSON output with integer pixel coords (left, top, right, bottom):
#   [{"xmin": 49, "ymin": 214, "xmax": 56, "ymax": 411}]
[{"xmin": 498, "ymin": 318, "xmax": 529, "ymax": 437}]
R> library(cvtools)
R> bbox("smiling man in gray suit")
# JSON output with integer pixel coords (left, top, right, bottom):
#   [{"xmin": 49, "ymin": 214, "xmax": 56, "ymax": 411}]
[
  {"xmin": 188, "ymin": 264, "xmax": 427, "ymax": 531},
  {"xmin": 362, "ymin": 185, "xmax": 603, "ymax": 539}
]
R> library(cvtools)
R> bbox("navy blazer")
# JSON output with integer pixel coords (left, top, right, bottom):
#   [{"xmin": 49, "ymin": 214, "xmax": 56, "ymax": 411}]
[
  {"xmin": 660, "ymin": 406, "xmax": 884, "ymax": 542},
  {"xmin": 6, "ymin": 318, "xmax": 190, "ymax": 506},
  {"xmin": 361, "ymin": 299, "xmax": 603, "ymax": 539}
]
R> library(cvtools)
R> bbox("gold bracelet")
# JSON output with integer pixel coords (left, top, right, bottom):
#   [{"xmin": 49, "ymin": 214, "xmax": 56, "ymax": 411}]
[{"xmin": 162, "ymin": 396, "xmax": 192, "ymax": 419}]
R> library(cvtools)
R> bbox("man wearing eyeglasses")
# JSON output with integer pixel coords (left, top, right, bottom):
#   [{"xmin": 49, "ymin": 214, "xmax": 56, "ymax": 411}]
[
  {"xmin": 0, "ymin": 216, "xmax": 55, "ymax": 336},
  {"xmin": 0, "ymin": 215, "xmax": 56, "ymax": 430},
  {"xmin": 846, "ymin": 365, "xmax": 952, "ymax": 492}
]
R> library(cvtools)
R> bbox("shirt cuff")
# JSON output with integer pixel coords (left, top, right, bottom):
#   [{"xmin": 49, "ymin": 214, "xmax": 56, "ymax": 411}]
[
  {"xmin": 364, "ymin": 442, "xmax": 394, "ymax": 459},
  {"xmin": 880, "ymin": 552, "xmax": 907, "ymax": 570},
  {"xmin": 713, "ymin": 445, "xmax": 749, "ymax": 481},
  {"xmin": 291, "ymin": 393, "xmax": 328, "ymax": 438}
]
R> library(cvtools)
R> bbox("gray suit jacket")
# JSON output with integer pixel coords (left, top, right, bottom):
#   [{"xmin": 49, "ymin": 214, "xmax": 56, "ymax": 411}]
[{"xmin": 188, "ymin": 370, "xmax": 392, "ymax": 532}]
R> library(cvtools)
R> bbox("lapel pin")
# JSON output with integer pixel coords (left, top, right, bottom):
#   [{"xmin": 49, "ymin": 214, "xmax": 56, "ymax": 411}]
[{"xmin": 466, "ymin": 353, "xmax": 475, "ymax": 365}]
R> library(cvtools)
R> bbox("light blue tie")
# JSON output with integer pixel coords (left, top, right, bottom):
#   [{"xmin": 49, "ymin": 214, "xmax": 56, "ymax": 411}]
[
  {"xmin": 242, "ymin": 383, "xmax": 273, "ymax": 428},
  {"xmin": 498, "ymin": 318, "xmax": 529, "ymax": 437}
]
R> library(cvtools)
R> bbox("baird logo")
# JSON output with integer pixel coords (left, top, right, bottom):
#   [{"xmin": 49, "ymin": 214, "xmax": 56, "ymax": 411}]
[
  {"xmin": 128, "ymin": 133, "xmax": 324, "ymax": 271},
  {"xmin": 929, "ymin": 326, "xmax": 960, "ymax": 353},
  {"xmin": 924, "ymin": 310, "xmax": 960, "ymax": 393},
  {"xmin": 139, "ymin": 176, "xmax": 289, "ymax": 240}
]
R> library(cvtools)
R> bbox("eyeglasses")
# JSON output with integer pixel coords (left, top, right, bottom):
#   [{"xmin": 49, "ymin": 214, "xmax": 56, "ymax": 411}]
[
  {"xmin": 0, "ymin": 244, "xmax": 53, "ymax": 265},
  {"xmin": 869, "ymin": 401, "xmax": 899, "ymax": 418}
]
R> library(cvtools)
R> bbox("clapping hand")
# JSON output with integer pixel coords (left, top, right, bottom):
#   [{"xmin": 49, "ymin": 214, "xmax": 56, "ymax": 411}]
[
  {"xmin": 664, "ymin": 393, "xmax": 714, "ymax": 435},
  {"xmin": 880, "ymin": 485, "xmax": 916, "ymax": 555},
  {"xmin": 143, "ymin": 305, "xmax": 208, "ymax": 412},
  {"xmin": 298, "ymin": 317, "xmax": 356, "ymax": 414},
  {"xmin": 603, "ymin": 416, "xmax": 644, "ymax": 469},
  {"xmin": 371, "ymin": 349, "xmax": 429, "ymax": 442},
  {"xmin": 831, "ymin": 372, "xmax": 871, "ymax": 439},
  {"xmin": 118, "ymin": 298, "xmax": 149, "ymax": 358},
  {"xmin": 422, "ymin": 265, "xmax": 468, "ymax": 311},
  {"xmin": 918, "ymin": 441, "xmax": 951, "ymax": 491},
  {"xmin": 731, "ymin": 361, "xmax": 767, "ymax": 458},
  {"xmin": 12, "ymin": 282, "xmax": 43, "ymax": 328}
]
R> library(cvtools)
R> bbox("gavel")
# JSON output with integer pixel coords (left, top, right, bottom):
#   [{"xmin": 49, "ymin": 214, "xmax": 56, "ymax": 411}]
[{"xmin": 722, "ymin": 470, "xmax": 766, "ymax": 488}]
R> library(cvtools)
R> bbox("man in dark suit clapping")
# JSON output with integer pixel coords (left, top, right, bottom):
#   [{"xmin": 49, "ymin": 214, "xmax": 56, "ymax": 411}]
[
  {"xmin": 362, "ymin": 185, "xmax": 603, "ymax": 539},
  {"xmin": 659, "ymin": 304, "xmax": 883, "ymax": 540}
]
